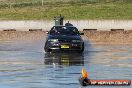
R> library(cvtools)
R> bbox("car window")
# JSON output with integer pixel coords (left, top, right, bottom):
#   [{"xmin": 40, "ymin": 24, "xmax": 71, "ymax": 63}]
[{"xmin": 50, "ymin": 26, "xmax": 79, "ymax": 35}]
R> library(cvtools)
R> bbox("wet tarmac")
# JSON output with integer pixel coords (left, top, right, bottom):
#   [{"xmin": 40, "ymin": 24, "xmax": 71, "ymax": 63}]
[{"xmin": 0, "ymin": 37, "xmax": 132, "ymax": 88}]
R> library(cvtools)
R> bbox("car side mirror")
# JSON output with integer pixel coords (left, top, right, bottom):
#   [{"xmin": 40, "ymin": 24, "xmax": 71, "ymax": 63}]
[
  {"xmin": 46, "ymin": 31, "xmax": 49, "ymax": 34},
  {"xmin": 80, "ymin": 33, "xmax": 84, "ymax": 35}
]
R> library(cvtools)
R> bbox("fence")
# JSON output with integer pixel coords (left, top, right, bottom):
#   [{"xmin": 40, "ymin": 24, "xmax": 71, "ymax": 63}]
[{"xmin": 0, "ymin": 20, "xmax": 132, "ymax": 31}]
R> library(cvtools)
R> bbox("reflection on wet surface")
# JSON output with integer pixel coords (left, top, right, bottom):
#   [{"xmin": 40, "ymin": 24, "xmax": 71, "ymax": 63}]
[
  {"xmin": 44, "ymin": 52, "xmax": 84, "ymax": 66},
  {"xmin": 0, "ymin": 39, "xmax": 132, "ymax": 88}
]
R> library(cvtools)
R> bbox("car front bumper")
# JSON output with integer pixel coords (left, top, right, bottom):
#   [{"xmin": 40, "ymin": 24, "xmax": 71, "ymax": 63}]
[{"xmin": 48, "ymin": 42, "xmax": 82, "ymax": 51}]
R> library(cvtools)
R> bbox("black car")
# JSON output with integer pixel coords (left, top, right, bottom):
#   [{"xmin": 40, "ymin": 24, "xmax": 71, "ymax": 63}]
[{"xmin": 44, "ymin": 26, "xmax": 84, "ymax": 52}]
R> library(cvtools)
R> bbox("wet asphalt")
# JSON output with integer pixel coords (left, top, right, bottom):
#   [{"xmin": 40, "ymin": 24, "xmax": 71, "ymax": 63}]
[{"xmin": 0, "ymin": 36, "xmax": 131, "ymax": 88}]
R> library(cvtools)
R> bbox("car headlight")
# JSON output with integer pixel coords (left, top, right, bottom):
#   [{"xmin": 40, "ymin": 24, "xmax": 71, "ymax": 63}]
[
  {"xmin": 72, "ymin": 40, "xmax": 81, "ymax": 42},
  {"xmin": 48, "ymin": 39, "xmax": 58, "ymax": 42}
]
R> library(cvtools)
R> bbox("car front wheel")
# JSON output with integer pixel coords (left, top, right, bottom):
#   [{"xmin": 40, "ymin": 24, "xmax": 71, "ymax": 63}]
[
  {"xmin": 78, "ymin": 43, "xmax": 84, "ymax": 53},
  {"xmin": 45, "ymin": 48, "xmax": 52, "ymax": 52}
]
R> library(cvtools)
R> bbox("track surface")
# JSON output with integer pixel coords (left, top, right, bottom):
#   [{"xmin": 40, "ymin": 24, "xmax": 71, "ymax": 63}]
[{"xmin": 0, "ymin": 36, "xmax": 131, "ymax": 88}]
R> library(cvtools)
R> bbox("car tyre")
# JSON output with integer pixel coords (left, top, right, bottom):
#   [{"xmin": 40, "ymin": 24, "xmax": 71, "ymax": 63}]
[
  {"xmin": 44, "ymin": 46, "xmax": 52, "ymax": 52},
  {"xmin": 45, "ymin": 49, "xmax": 52, "ymax": 52},
  {"xmin": 78, "ymin": 43, "xmax": 84, "ymax": 53},
  {"xmin": 82, "ymin": 43, "xmax": 84, "ymax": 52}
]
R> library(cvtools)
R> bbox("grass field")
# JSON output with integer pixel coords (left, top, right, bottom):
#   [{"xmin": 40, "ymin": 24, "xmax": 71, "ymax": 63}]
[{"xmin": 0, "ymin": 0, "xmax": 132, "ymax": 20}]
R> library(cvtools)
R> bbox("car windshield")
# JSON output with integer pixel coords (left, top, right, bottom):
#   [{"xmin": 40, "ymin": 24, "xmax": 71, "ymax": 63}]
[{"xmin": 50, "ymin": 26, "xmax": 79, "ymax": 35}]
